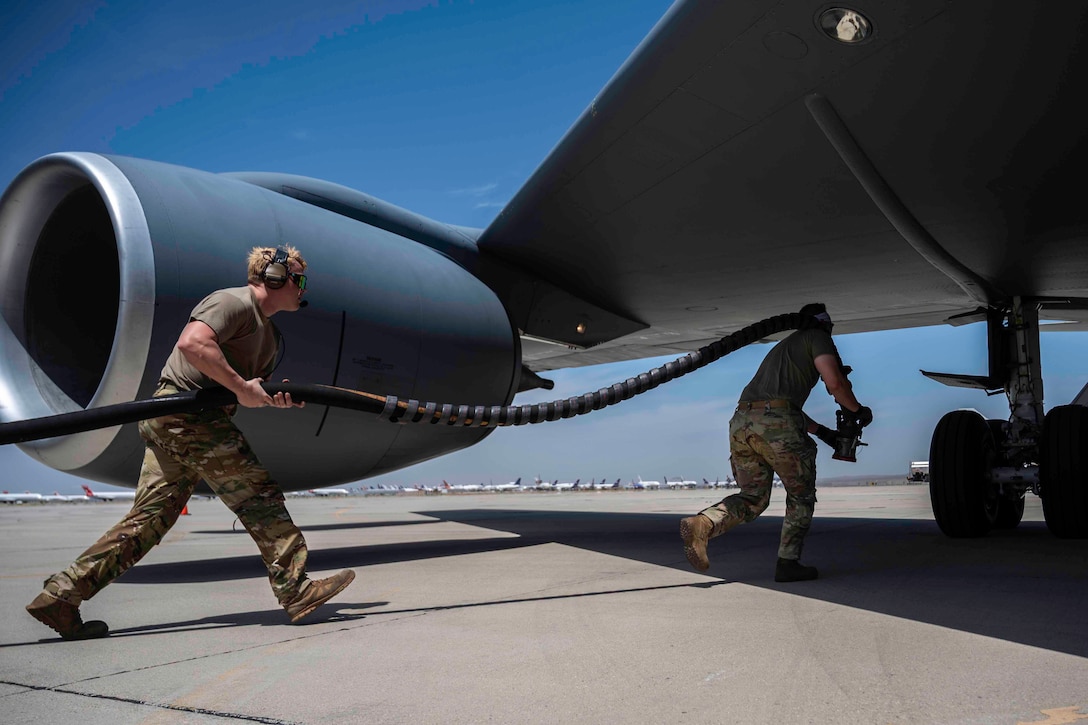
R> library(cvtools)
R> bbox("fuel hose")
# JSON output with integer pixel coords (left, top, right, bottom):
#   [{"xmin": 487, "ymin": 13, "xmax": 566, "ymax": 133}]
[{"xmin": 0, "ymin": 312, "xmax": 814, "ymax": 445}]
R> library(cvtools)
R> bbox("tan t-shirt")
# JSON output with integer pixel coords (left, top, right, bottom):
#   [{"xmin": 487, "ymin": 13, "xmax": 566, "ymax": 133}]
[{"xmin": 159, "ymin": 287, "xmax": 280, "ymax": 391}]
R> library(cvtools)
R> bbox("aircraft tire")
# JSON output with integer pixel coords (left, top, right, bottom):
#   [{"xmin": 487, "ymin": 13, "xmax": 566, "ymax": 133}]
[
  {"xmin": 1040, "ymin": 405, "xmax": 1088, "ymax": 538},
  {"xmin": 929, "ymin": 410, "xmax": 997, "ymax": 537}
]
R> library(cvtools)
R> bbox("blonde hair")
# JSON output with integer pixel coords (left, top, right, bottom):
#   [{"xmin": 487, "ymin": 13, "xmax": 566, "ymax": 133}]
[{"xmin": 247, "ymin": 245, "xmax": 307, "ymax": 285}]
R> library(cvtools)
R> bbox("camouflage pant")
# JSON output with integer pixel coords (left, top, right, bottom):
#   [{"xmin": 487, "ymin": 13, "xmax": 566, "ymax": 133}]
[
  {"xmin": 698, "ymin": 406, "xmax": 817, "ymax": 560},
  {"xmin": 48, "ymin": 396, "xmax": 309, "ymax": 606}
]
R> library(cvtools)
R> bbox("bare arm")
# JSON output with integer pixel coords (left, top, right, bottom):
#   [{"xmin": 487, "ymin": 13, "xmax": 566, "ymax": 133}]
[
  {"xmin": 177, "ymin": 320, "xmax": 299, "ymax": 409},
  {"xmin": 814, "ymin": 353, "xmax": 862, "ymax": 412}
]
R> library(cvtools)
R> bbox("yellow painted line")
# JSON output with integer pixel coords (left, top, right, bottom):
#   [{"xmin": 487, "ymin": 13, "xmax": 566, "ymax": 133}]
[{"xmin": 1018, "ymin": 706, "xmax": 1088, "ymax": 725}]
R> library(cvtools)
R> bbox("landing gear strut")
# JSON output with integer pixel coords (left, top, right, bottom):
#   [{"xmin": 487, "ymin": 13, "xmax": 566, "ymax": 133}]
[{"xmin": 923, "ymin": 297, "xmax": 1087, "ymax": 538}]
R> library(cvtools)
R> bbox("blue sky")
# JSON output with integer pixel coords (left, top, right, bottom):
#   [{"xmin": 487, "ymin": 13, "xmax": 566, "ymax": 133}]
[{"xmin": 1, "ymin": 0, "xmax": 1084, "ymax": 493}]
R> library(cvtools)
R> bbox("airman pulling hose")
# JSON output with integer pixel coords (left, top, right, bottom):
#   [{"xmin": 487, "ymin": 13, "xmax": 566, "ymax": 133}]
[{"xmin": 0, "ymin": 312, "xmax": 814, "ymax": 445}]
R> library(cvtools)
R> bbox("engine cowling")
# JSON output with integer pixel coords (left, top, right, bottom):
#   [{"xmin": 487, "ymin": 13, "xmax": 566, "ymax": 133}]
[{"xmin": 0, "ymin": 153, "xmax": 520, "ymax": 488}]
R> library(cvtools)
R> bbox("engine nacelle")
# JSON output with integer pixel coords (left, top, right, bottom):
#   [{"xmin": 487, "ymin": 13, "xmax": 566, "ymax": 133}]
[{"xmin": 0, "ymin": 153, "xmax": 520, "ymax": 488}]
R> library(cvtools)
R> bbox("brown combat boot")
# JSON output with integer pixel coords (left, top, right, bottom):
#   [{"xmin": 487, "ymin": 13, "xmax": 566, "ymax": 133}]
[
  {"xmin": 680, "ymin": 514, "xmax": 714, "ymax": 572},
  {"xmin": 774, "ymin": 557, "xmax": 818, "ymax": 582},
  {"xmin": 284, "ymin": 570, "xmax": 356, "ymax": 623},
  {"xmin": 26, "ymin": 591, "xmax": 109, "ymax": 640}
]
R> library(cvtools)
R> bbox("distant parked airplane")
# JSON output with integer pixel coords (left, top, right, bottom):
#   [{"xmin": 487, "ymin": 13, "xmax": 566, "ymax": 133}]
[
  {"xmin": 0, "ymin": 491, "xmax": 43, "ymax": 503},
  {"xmin": 443, "ymin": 481, "xmax": 482, "ymax": 493},
  {"xmin": 81, "ymin": 485, "xmax": 136, "ymax": 501},
  {"xmin": 41, "ymin": 492, "xmax": 89, "ymax": 503},
  {"xmin": 310, "ymin": 487, "xmax": 351, "ymax": 496},
  {"xmin": 360, "ymin": 484, "xmax": 401, "ymax": 495}
]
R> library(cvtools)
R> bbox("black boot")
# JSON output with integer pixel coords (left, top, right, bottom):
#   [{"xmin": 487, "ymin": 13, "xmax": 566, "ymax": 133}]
[{"xmin": 774, "ymin": 557, "xmax": 818, "ymax": 582}]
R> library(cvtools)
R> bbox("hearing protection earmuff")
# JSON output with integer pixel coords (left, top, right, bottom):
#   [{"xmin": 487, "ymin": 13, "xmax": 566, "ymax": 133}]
[{"xmin": 262, "ymin": 247, "xmax": 290, "ymax": 289}]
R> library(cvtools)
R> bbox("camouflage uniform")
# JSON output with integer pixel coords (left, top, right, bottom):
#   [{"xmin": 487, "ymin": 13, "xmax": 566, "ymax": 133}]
[
  {"xmin": 693, "ymin": 325, "xmax": 839, "ymax": 561},
  {"xmin": 45, "ymin": 385, "xmax": 309, "ymax": 606},
  {"xmin": 698, "ymin": 403, "xmax": 817, "ymax": 560},
  {"xmin": 42, "ymin": 286, "xmax": 311, "ymax": 608}
]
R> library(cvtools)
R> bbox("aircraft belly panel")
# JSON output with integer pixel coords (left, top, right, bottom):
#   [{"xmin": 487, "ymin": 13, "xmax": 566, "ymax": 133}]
[{"xmin": 478, "ymin": 0, "xmax": 1088, "ymax": 341}]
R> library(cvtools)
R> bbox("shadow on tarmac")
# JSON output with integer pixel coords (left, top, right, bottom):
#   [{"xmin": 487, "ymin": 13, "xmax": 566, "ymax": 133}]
[
  {"xmin": 191, "ymin": 518, "xmax": 446, "ymax": 535},
  {"xmin": 3, "ymin": 602, "xmax": 390, "ymax": 648},
  {"xmin": 117, "ymin": 508, "xmax": 1088, "ymax": 658},
  {"xmin": 7, "ymin": 578, "xmax": 728, "ymax": 648}
]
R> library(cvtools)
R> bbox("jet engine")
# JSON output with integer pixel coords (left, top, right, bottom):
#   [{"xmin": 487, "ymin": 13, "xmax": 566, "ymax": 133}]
[{"xmin": 0, "ymin": 153, "xmax": 520, "ymax": 489}]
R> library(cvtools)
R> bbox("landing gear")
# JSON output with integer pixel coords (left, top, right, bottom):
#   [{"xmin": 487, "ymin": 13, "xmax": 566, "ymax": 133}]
[
  {"xmin": 993, "ymin": 495, "xmax": 1025, "ymax": 530},
  {"xmin": 929, "ymin": 410, "xmax": 997, "ymax": 537},
  {"xmin": 987, "ymin": 418, "xmax": 1025, "ymax": 530},
  {"xmin": 922, "ymin": 297, "xmax": 1088, "ymax": 538},
  {"xmin": 1040, "ymin": 405, "xmax": 1088, "ymax": 538}
]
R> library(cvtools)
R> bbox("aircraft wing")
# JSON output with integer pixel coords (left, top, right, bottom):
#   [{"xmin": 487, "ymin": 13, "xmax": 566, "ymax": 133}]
[{"xmin": 477, "ymin": 0, "xmax": 1088, "ymax": 370}]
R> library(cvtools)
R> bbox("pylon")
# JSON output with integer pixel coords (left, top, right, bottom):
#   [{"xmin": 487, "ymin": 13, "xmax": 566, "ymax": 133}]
[{"xmin": 180, "ymin": 504, "xmax": 190, "ymax": 516}]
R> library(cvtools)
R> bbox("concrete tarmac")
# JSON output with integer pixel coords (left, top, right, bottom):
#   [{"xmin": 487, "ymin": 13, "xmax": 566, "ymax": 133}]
[{"xmin": 1, "ymin": 485, "xmax": 1085, "ymax": 724}]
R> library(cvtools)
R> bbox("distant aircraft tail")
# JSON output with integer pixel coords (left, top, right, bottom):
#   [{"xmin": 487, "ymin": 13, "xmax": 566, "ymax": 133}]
[{"xmin": 81, "ymin": 484, "xmax": 94, "ymax": 497}]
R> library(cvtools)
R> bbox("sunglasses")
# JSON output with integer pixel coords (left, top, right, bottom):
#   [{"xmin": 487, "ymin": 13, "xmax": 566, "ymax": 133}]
[{"xmin": 288, "ymin": 272, "xmax": 307, "ymax": 290}]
